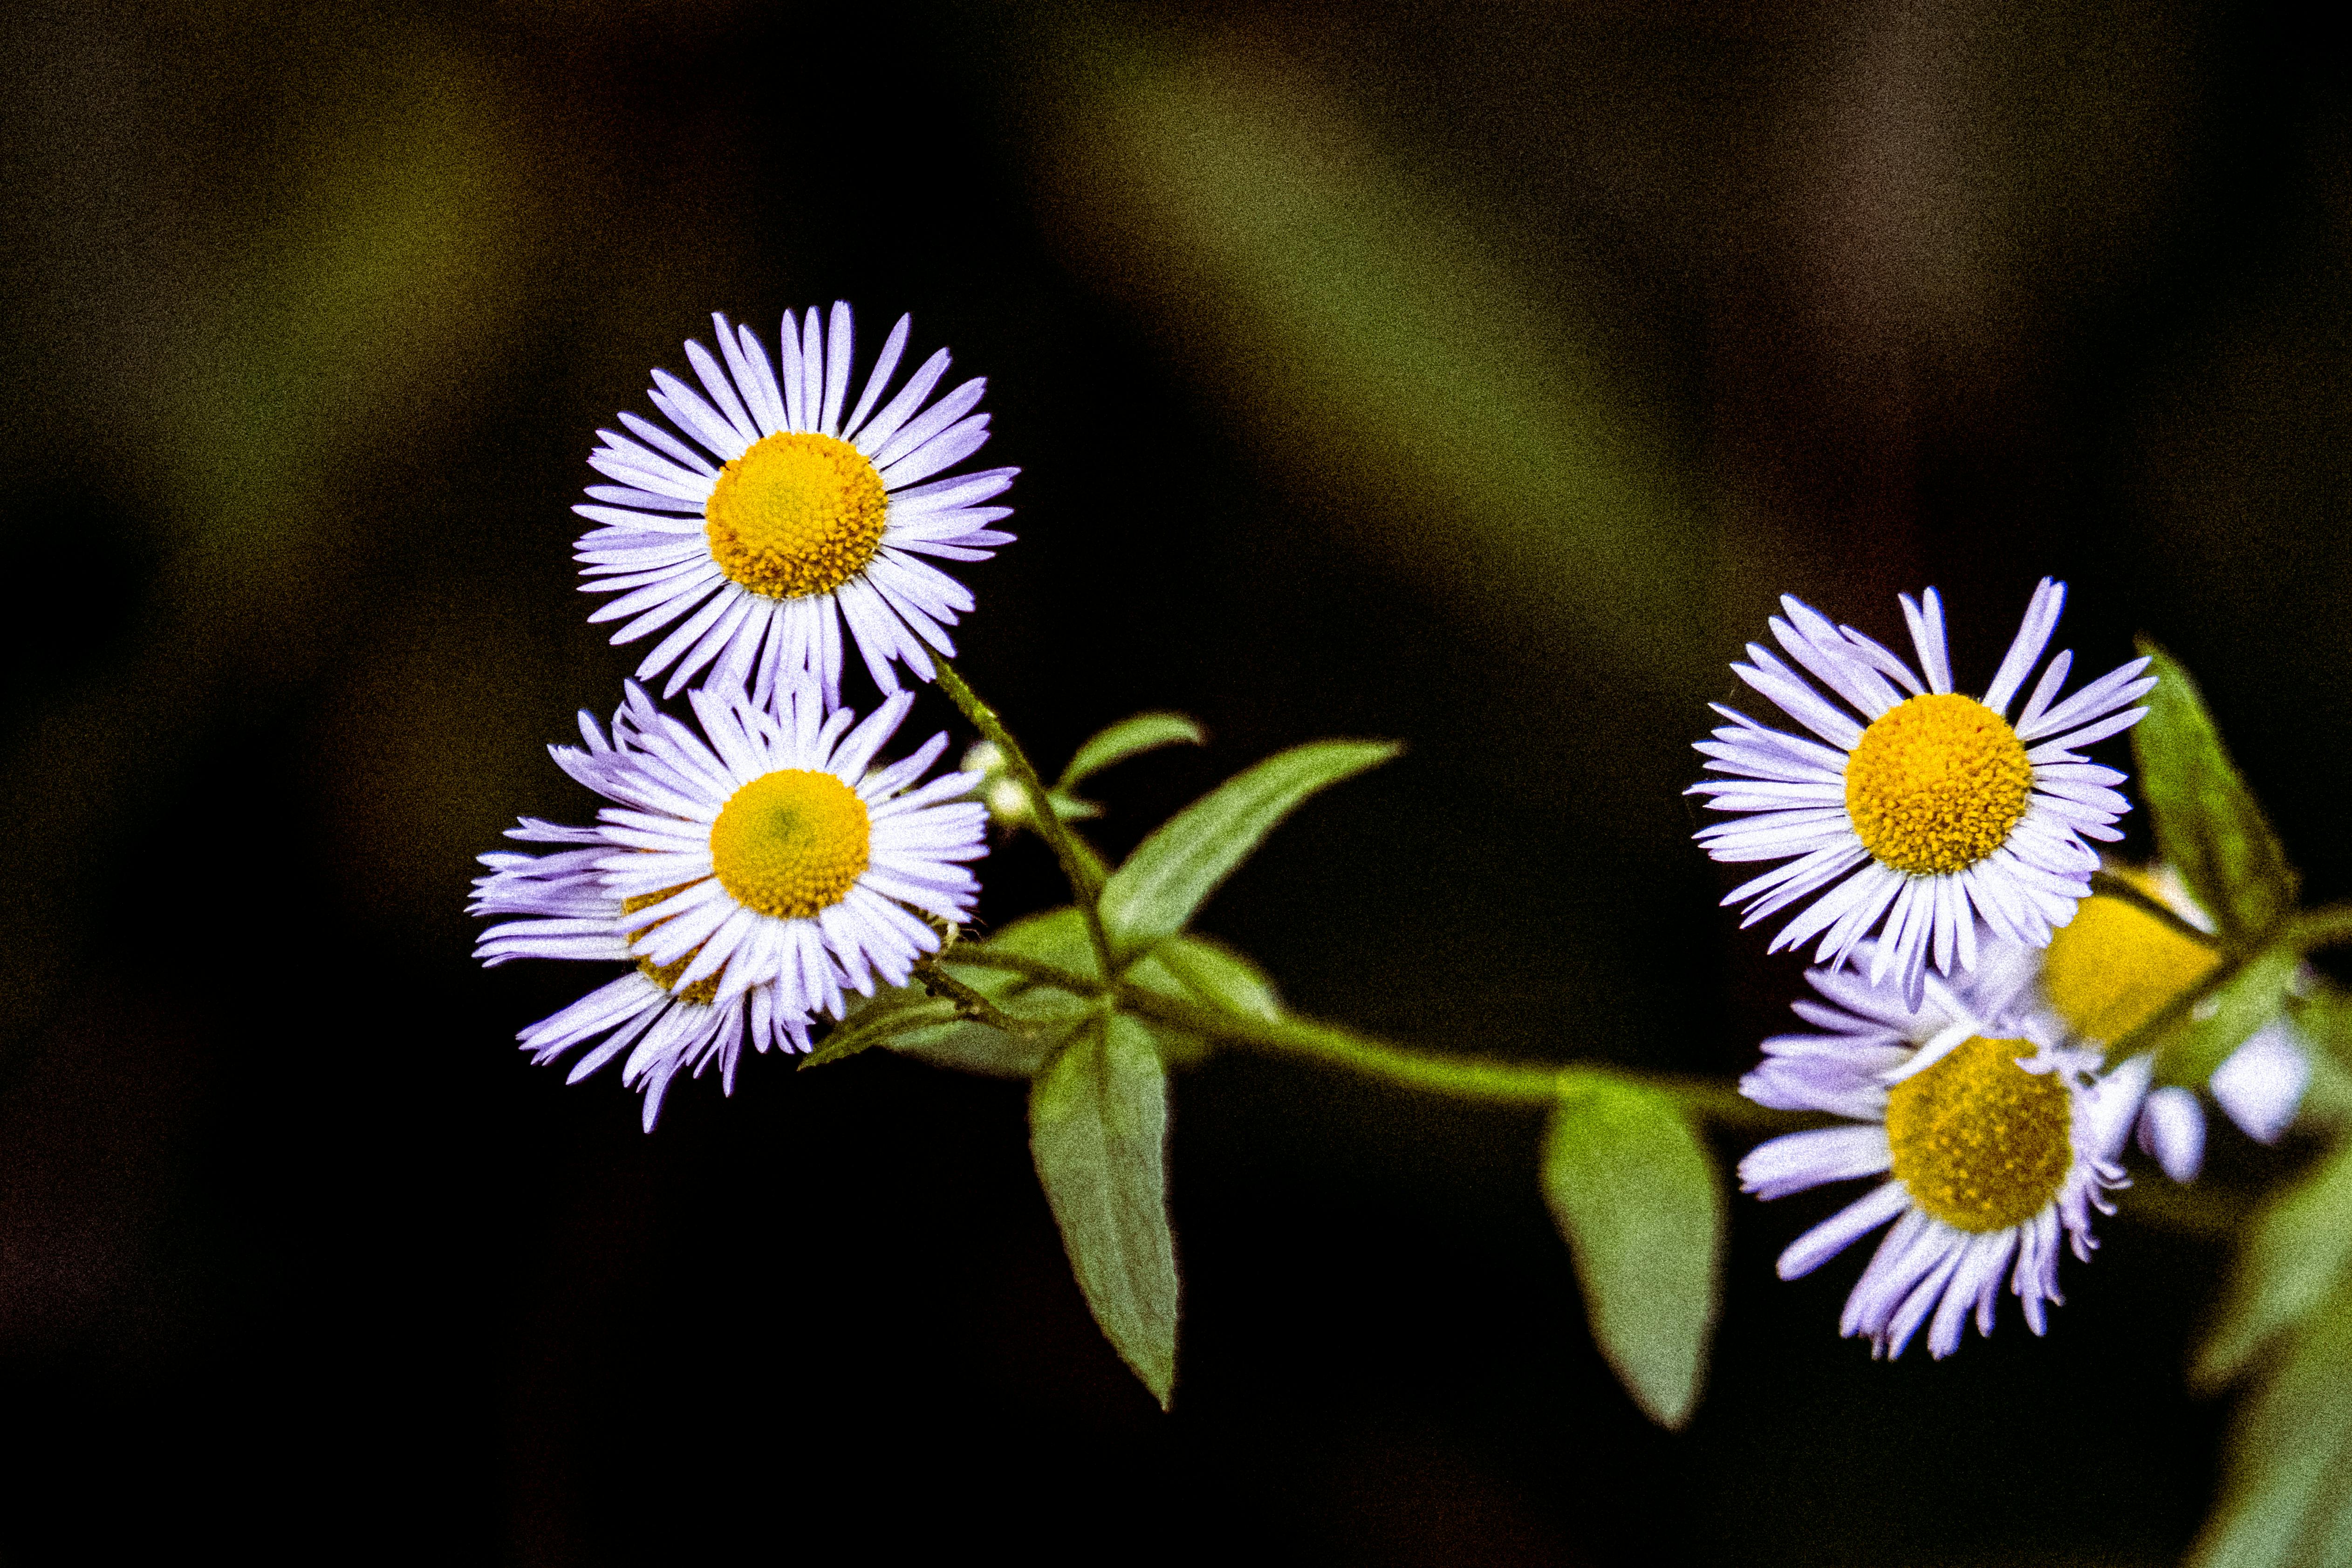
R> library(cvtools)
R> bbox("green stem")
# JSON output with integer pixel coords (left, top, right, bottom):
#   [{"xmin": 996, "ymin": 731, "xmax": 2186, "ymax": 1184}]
[
  {"xmin": 939, "ymin": 946, "xmax": 1795, "ymax": 1129},
  {"xmin": 931, "ymin": 658, "xmax": 1116, "ymax": 979}
]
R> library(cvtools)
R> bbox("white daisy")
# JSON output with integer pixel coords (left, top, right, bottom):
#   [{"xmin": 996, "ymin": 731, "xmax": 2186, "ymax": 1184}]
[
  {"xmin": 1739, "ymin": 944, "xmax": 2144, "ymax": 1359},
  {"xmin": 576, "ymin": 676, "xmax": 989, "ymax": 1027},
  {"xmin": 575, "ymin": 303, "xmax": 1016, "ymax": 703},
  {"xmin": 471, "ymin": 687, "xmax": 811, "ymax": 1129},
  {"xmin": 1691, "ymin": 578, "xmax": 2155, "ymax": 1003}
]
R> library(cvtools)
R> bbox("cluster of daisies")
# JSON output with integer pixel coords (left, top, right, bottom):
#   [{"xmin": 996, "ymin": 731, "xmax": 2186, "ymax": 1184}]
[
  {"xmin": 472, "ymin": 307, "xmax": 1008, "ymax": 1127},
  {"xmin": 1694, "ymin": 583, "xmax": 2308, "ymax": 1358}
]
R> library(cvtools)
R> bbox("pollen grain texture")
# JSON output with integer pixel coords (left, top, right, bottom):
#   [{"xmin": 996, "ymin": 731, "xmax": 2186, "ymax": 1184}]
[
  {"xmin": 704, "ymin": 431, "xmax": 888, "ymax": 598},
  {"xmin": 1886, "ymin": 1035, "xmax": 2074, "ymax": 1233},
  {"xmin": 1846, "ymin": 694, "xmax": 2034, "ymax": 876},
  {"xmin": 709, "ymin": 768, "xmax": 872, "ymax": 920}
]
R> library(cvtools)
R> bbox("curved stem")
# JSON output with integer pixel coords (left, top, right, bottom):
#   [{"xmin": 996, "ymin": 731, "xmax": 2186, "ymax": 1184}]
[
  {"xmin": 931, "ymin": 658, "xmax": 1116, "ymax": 979},
  {"xmin": 940, "ymin": 946, "xmax": 1794, "ymax": 1128}
]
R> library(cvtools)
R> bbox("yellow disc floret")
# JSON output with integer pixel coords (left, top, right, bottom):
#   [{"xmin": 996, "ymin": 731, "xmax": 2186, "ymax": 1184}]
[
  {"xmin": 704, "ymin": 431, "xmax": 889, "ymax": 599},
  {"xmin": 1845, "ymin": 693, "xmax": 2035, "ymax": 875},
  {"xmin": 708, "ymin": 767, "xmax": 871, "ymax": 920},
  {"xmin": 2042, "ymin": 886, "xmax": 2222, "ymax": 1045},
  {"xmin": 1886, "ymin": 1035, "xmax": 2074, "ymax": 1233}
]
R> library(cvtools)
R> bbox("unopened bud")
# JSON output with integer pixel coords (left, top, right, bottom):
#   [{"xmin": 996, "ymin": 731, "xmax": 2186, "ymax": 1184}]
[{"xmin": 985, "ymin": 777, "xmax": 1030, "ymax": 825}]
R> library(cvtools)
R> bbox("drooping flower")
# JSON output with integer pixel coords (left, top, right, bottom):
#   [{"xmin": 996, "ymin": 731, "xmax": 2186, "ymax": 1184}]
[
  {"xmin": 473, "ymin": 813, "xmax": 808, "ymax": 1130},
  {"xmin": 1691, "ymin": 579, "xmax": 2154, "ymax": 1003},
  {"xmin": 1739, "ymin": 946, "xmax": 2144, "ymax": 1359},
  {"xmin": 2026, "ymin": 862, "xmax": 2310, "ymax": 1179},
  {"xmin": 575, "ymin": 304, "xmax": 1015, "ymax": 703}
]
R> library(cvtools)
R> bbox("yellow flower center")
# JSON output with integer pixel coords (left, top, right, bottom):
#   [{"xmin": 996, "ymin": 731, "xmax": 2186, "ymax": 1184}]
[
  {"xmin": 1886, "ymin": 1035, "xmax": 2074, "ymax": 1233},
  {"xmin": 2042, "ymin": 890, "xmax": 2222, "ymax": 1045},
  {"xmin": 708, "ymin": 768, "xmax": 871, "ymax": 920},
  {"xmin": 622, "ymin": 887, "xmax": 723, "ymax": 1004},
  {"xmin": 703, "ymin": 431, "xmax": 888, "ymax": 599},
  {"xmin": 1845, "ymin": 693, "xmax": 2034, "ymax": 876}
]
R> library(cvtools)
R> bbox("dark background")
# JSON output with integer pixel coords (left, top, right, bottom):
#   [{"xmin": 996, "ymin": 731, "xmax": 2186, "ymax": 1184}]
[{"xmin": 2, "ymin": 0, "xmax": 2346, "ymax": 1561}]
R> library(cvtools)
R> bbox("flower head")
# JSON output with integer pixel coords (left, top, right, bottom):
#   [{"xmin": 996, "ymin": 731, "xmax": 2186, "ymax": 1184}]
[
  {"xmin": 472, "ymin": 680, "xmax": 989, "ymax": 1127},
  {"xmin": 2019, "ymin": 863, "xmax": 2310, "ymax": 1178},
  {"xmin": 471, "ymin": 685, "xmax": 819, "ymax": 1131},
  {"xmin": 576, "ymin": 678, "xmax": 986, "ymax": 1020},
  {"xmin": 576, "ymin": 304, "xmax": 1016, "ymax": 703},
  {"xmin": 1691, "ymin": 579, "xmax": 2154, "ymax": 1003},
  {"xmin": 1739, "ymin": 947, "xmax": 2144, "ymax": 1359}
]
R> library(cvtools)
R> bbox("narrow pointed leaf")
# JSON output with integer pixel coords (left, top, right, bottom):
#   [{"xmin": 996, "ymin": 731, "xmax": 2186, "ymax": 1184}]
[
  {"xmin": 1100, "ymin": 740, "xmax": 1398, "ymax": 966},
  {"xmin": 936, "ymin": 906, "xmax": 1101, "ymax": 994},
  {"xmin": 1541, "ymin": 1071, "xmax": 1723, "ymax": 1428},
  {"xmin": 801, "ymin": 991, "xmax": 962, "ymax": 1069},
  {"xmin": 1030, "ymin": 1013, "xmax": 1180, "ymax": 1407},
  {"xmin": 1128, "ymin": 934, "xmax": 1283, "ymax": 1023},
  {"xmin": 1045, "ymin": 789, "xmax": 1102, "ymax": 822},
  {"xmin": 2133, "ymin": 641, "xmax": 2299, "ymax": 941},
  {"xmin": 1059, "ymin": 712, "xmax": 1206, "ymax": 791},
  {"xmin": 1119, "ymin": 934, "xmax": 1284, "ymax": 1066},
  {"xmin": 2199, "ymin": 1141, "xmax": 2352, "ymax": 1388},
  {"xmin": 886, "ymin": 1015, "xmax": 1073, "ymax": 1079},
  {"xmin": 890, "ymin": 908, "xmax": 1100, "ymax": 1078}
]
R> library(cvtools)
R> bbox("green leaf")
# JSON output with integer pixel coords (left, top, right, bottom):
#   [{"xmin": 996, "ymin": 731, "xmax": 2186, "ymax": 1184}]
[
  {"xmin": 2199, "ymin": 1141, "xmax": 2352, "ymax": 1388},
  {"xmin": 884, "ymin": 1017, "xmax": 1060, "ymax": 1079},
  {"xmin": 1099, "ymin": 740, "xmax": 1398, "ymax": 966},
  {"xmin": 1030, "ymin": 1013, "xmax": 1180, "ymax": 1408},
  {"xmin": 2133, "ymin": 641, "xmax": 2299, "ymax": 942},
  {"xmin": 1044, "ymin": 789, "xmax": 1102, "ymax": 823},
  {"xmin": 1058, "ymin": 712, "xmax": 1207, "ymax": 792},
  {"xmin": 2193, "ymin": 1266, "xmax": 2352, "ymax": 1568},
  {"xmin": 1128, "ymin": 934, "xmax": 1283, "ymax": 1023},
  {"xmin": 946, "ymin": 906, "xmax": 1101, "ymax": 984},
  {"xmin": 1540, "ymin": 1071, "xmax": 1724, "ymax": 1428},
  {"xmin": 801, "ymin": 991, "xmax": 964, "ymax": 1070},
  {"xmin": 888, "ymin": 909, "xmax": 1101, "ymax": 1079},
  {"xmin": 2144, "ymin": 943, "xmax": 2300, "ymax": 1086},
  {"xmin": 1119, "ymin": 935, "xmax": 1284, "ymax": 1067}
]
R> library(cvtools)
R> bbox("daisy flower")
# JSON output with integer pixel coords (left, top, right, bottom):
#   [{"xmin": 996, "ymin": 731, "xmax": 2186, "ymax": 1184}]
[
  {"xmin": 2019, "ymin": 862, "xmax": 2310, "ymax": 1180},
  {"xmin": 1691, "ymin": 579, "xmax": 2155, "ymax": 1003},
  {"xmin": 575, "ymin": 304, "xmax": 1016, "ymax": 703},
  {"xmin": 471, "ymin": 686, "xmax": 810, "ymax": 1130},
  {"xmin": 1738, "ymin": 945, "xmax": 2144, "ymax": 1359},
  {"xmin": 576, "ymin": 676, "xmax": 989, "ymax": 1030}
]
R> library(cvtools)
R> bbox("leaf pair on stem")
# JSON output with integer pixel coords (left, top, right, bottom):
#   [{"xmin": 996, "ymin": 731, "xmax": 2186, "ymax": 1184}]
[{"xmin": 812, "ymin": 663, "xmax": 1733, "ymax": 1426}]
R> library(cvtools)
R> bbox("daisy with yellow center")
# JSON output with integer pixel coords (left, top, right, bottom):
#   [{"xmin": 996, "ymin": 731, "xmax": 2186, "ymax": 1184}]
[
  {"xmin": 1738, "ymin": 944, "xmax": 2143, "ymax": 1359},
  {"xmin": 471, "ymin": 685, "xmax": 811, "ymax": 1129},
  {"xmin": 576, "ymin": 303, "xmax": 1016, "ymax": 703},
  {"xmin": 471, "ymin": 679, "xmax": 988, "ymax": 1129},
  {"xmin": 581, "ymin": 676, "xmax": 987, "ymax": 1031},
  {"xmin": 1691, "ymin": 580, "xmax": 2155, "ymax": 1004}
]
